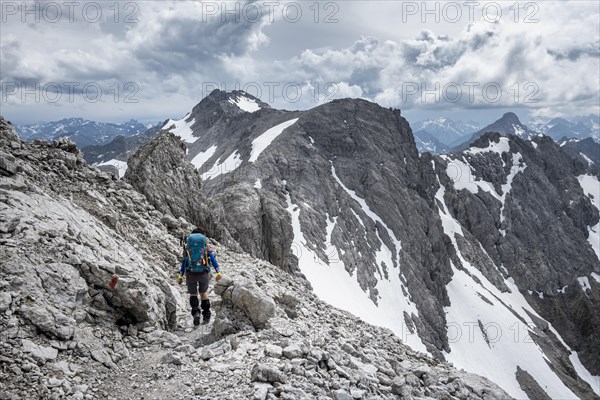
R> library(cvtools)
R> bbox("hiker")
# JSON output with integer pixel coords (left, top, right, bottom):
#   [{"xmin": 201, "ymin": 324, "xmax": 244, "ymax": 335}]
[{"xmin": 178, "ymin": 227, "xmax": 222, "ymax": 326}]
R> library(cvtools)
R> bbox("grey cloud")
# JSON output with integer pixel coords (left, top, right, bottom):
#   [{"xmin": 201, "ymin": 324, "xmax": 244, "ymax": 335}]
[
  {"xmin": 129, "ymin": 7, "xmax": 270, "ymax": 77},
  {"xmin": 547, "ymin": 44, "xmax": 600, "ymax": 61},
  {"xmin": 401, "ymin": 31, "xmax": 468, "ymax": 70}
]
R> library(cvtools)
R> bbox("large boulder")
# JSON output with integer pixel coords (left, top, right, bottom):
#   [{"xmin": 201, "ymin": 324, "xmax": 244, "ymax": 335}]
[{"xmin": 215, "ymin": 278, "xmax": 276, "ymax": 328}]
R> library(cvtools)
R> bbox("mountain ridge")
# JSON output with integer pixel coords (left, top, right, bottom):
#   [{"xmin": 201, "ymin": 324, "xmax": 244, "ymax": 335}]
[
  {"xmin": 128, "ymin": 91, "xmax": 600, "ymax": 399},
  {"xmin": 0, "ymin": 115, "xmax": 512, "ymax": 400}
]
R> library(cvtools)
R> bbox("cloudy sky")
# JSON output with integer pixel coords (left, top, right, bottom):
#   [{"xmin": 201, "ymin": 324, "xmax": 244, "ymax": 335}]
[{"xmin": 1, "ymin": 0, "xmax": 599, "ymax": 125}]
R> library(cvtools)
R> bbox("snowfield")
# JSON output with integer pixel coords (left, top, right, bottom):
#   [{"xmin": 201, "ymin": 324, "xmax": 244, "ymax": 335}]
[
  {"xmin": 96, "ymin": 159, "xmax": 128, "ymax": 179},
  {"xmin": 201, "ymin": 151, "xmax": 242, "ymax": 181},
  {"xmin": 229, "ymin": 94, "xmax": 261, "ymax": 113},
  {"xmin": 191, "ymin": 145, "xmax": 218, "ymax": 170},
  {"xmin": 249, "ymin": 118, "xmax": 299, "ymax": 163},
  {"xmin": 162, "ymin": 114, "xmax": 197, "ymax": 144}
]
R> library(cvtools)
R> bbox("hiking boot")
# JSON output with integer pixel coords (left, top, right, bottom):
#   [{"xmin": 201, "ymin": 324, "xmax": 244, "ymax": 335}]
[
  {"xmin": 202, "ymin": 314, "xmax": 211, "ymax": 324},
  {"xmin": 193, "ymin": 310, "xmax": 201, "ymax": 326}
]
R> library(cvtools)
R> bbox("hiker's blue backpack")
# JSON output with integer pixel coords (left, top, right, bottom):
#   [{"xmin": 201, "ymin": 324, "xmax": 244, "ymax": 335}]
[{"xmin": 185, "ymin": 234, "xmax": 210, "ymax": 273}]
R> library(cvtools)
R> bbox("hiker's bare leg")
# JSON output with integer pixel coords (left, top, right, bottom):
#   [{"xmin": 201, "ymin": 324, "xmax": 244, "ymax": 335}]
[{"xmin": 200, "ymin": 292, "xmax": 209, "ymax": 301}]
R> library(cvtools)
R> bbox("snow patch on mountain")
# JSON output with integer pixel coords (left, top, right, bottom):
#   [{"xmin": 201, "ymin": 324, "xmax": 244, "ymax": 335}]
[
  {"xmin": 569, "ymin": 352, "xmax": 600, "ymax": 396},
  {"xmin": 201, "ymin": 151, "xmax": 242, "ymax": 181},
  {"xmin": 228, "ymin": 95, "xmax": 261, "ymax": 113},
  {"xmin": 443, "ymin": 156, "xmax": 500, "ymax": 201},
  {"xmin": 465, "ymin": 137, "xmax": 511, "ymax": 156},
  {"xmin": 249, "ymin": 118, "xmax": 299, "ymax": 163},
  {"xmin": 512, "ymin": 124, "xmax": 526, "ymax": 137},
  {"xmin": 191, "ymin": 145, "xmax": 218, "ymax": 170},
  {"xmin": 162, "ymin": 115, "xmax": 197, "ymax": 144},
  {"xmin": 580, "ymin": 153, "xmax": 595, "ymax": 165},
  {"xmin": 96, "ymin": 159, "xmax": 128, "ymax": 179},
  {"xmin": 577, "ymin": 276, "xmax": 591, "ymax": 291},
  {"xmin": 499, "ymin": 153, "xmax": 527, "ymax": 231}
]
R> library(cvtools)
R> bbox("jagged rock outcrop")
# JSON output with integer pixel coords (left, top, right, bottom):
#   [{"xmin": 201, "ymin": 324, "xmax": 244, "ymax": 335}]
[{"xmin": 123, "ymin": 131, "xmax": 237, "ymax": 246}]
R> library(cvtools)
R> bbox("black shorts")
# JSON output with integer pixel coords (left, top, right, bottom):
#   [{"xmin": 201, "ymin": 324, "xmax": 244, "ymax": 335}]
[{"xmin": 186, "ymin": 271, "xmax": 210, "ymax": 295}]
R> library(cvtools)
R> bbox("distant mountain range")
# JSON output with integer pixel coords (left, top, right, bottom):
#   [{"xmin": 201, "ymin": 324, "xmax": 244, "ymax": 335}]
[
  {"xmin": 411, "ymin": 113, "xmax": 599, "ymax": 153},
  {"xmin": 450, "ymin": 112, "xmax": 538, "ymax": 151},
  {"xmin": 15, "ymin": 118, "xmax": 151, "ymax": 148},
  {"xmin": 530, "ymin": 115, "xmax": 600, "ymax": 141},
  {"xmin": 411, "ymin": 117, "xmax": 481, "ymax": 146}
]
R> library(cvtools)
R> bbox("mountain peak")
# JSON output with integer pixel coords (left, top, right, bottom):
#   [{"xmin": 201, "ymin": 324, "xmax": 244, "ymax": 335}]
[
  {"xmin": 205, "ymin": 89, "xmax": 270, "ymax": 113},
  {"xmin": 499, "ymin": 112, "xmax": 522, "ymax": 124}
]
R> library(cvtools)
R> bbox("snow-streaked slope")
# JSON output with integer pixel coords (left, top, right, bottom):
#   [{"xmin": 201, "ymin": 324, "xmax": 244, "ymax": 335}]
[
  {"xmin": 465, "ymin": 136, "xmax": 511, "ymax": 157},
  {"xmin": 581, "ymin": 153, "xmax": 595, "ymax": 166},
  {"xmin": 285, "ymin": 193, "xmax": 428, "ymax": 354},
  {"xmin": 445, "ymin": 143, "xmax": 527, "ymax": 236},
  {"xmin": 578, "ymin": 174, "xmax": 600, "ymax": 259},
  {"xmin": 331, "ymin": 164, "xmax": 402, "ymax": 266},
  {"xmin": 96, "ymin": 159, "xmax": 128, "ymax": 179},
  {"xmin": 228, "ymin": 95, "xmax": 261, "ymax": 113},
  {"xmin": 191, "ymin": 145, "xmax": 218, "ymax": 170},
  {"xmin": 435, "ymin": 182, "xmax": 579, "ymax": 400},
  {"xmin": 498, "ymin": 153, "xmax": 527, "ymax": 234},
  {"xmin": 444, "ymin": 156, "xmax": 500, "ymax": 200},
  {"xmin": 162, "ymin": 114, "xmax": 197, "ymax": 144},
  {"xmin": 201, "ymin": 151, "xmax": 242, "ymax": 181},
  {"xmin": 249, "ymin": 119, "xmax": 299, "ymax": 163},
  {"xmin": 569, "ymin": 352, "xmax": 600, "ymax": 396}
]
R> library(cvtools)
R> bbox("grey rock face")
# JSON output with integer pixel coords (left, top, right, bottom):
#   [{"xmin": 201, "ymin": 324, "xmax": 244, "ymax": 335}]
[
  {"xmin": 212, "ymin": 184, "xmax": 294, "ymax": 271},
  {"xmin": 187, "ymin": 97, "xmax": 456, "ymax": 355}
]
